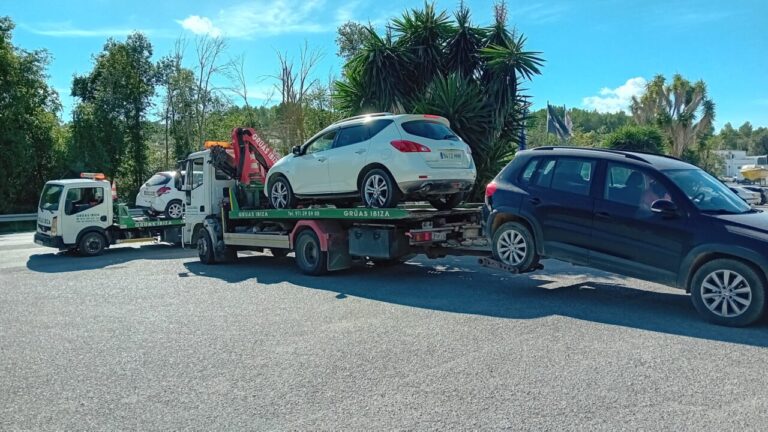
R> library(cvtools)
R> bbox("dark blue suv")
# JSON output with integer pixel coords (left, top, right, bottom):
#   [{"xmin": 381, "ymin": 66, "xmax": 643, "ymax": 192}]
[{"xmin": 484, "ymin": 147, "xmax": 768, "ymax": 327}]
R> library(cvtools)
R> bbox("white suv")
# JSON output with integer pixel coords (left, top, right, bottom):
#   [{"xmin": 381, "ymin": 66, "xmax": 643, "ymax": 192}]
[{"xmin": 265, "ymin": 113, "xmax": 476, "ymax": 209}]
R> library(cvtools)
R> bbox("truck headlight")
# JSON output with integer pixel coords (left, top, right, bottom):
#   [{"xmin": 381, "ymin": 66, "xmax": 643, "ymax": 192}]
[{"xmin": 51, "ymin": 217, "xmax": 57, "ymax": 236}]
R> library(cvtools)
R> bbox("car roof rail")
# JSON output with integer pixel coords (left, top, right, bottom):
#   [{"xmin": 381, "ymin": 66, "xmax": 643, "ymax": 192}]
[
  {"xmin": 331, "ymin": 112, "xmax": 393, "ymax": 125},
  {"xmin": 531, "ymin": 146, "xmax": 655, "ymax": 163}
]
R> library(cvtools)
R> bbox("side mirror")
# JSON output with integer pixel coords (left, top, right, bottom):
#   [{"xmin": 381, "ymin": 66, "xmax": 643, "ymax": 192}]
[
  {"xmin": 292, "ymin": 145, "xmax": 301, "ymax": 156},
  {"xmin": 650, "ymin": 199, "xmax": 678, "ymax": 218}
]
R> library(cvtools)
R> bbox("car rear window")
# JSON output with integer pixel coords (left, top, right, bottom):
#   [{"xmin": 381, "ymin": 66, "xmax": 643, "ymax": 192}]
[
  {"xmin": 146, "ymin": 173, "xmax": 170, "ymax": 186},
  {"xmin": 401, "ymin": 120, "xmax": 459, "ymax": 141}
]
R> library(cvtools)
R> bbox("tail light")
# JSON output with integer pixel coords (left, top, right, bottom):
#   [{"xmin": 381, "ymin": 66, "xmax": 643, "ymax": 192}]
[
  {"xmin": 407, "ymin": 231, "xmax": 433, "ymax": 242},
  {"xmin": 156, "ymin": 186, "xmax": 171, "ymax": 196},
  {"xmin": 485, "ymin": 181, "xmax": 498, "ymax": 205},
  {"xmin": 391, "ymin": 140, "xmax": 431, "ymax": 153}
]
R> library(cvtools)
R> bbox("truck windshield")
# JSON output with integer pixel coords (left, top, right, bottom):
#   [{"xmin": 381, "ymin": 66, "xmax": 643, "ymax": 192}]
[{"xmin": 39, "ymin": 184, "xmax": 64, "ymax": 211}]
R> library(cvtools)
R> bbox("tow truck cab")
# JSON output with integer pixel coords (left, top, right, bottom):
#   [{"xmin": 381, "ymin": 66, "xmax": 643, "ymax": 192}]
[{"xmin": 35, "ymin": 178, "xmax": 113, "ymax": 250}]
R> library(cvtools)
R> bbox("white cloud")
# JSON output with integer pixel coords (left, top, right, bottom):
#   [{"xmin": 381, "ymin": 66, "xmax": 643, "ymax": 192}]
[
  {"xmin": 22, "ymin": 22, "xmax": 154, "ymax": 38},
  {"xmin": 176, "ymin": 15, "xmax": 222, "ymax": 37},
  {"xmin": 582, "ymin": 77, "xmax": 648, "ymax": 113}
]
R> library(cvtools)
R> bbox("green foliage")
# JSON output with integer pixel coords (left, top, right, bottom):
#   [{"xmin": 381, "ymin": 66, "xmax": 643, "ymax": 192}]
[
  {"xmin": 0, "ymin": 17, "xmax": 65, "ymax": 213},
  {"xmin": 603, "ymin": 125, "xmax": 664, "ymax": 154},
  {"xmin": 336, "ymin": 21, "xmax": 370, "ymax": 62},
  {"xmin": 334, "ymin": 1, "xmax": 544, "ymax": 198},
  {"xmin": 525, "ymin": 107, "xmax": 631, "ymax": 148}
]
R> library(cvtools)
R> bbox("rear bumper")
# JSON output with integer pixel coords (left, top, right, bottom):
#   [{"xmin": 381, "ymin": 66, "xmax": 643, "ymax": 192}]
[
  {"xmin": 398, "ymin": 179, "xmax": 474, "ymax": 196},
  {"xmin": 34, "ymin": 232, "xmax": 67, "ymax": 249}
]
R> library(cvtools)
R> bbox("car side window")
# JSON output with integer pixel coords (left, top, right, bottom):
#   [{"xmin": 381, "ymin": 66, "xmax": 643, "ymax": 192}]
[
  {"xmin": 305, "ymin": 131, "xmax": 336, "ymax": 154},
  {"xmin": 518, "ymin": 158, "xmax": 539, "ymax": 185},
  {"xmin": 65, "ymin": 187, "xmax": 105, "ymax": 215},
  {"xmin": 366, "ymin": 119, "xmax": 393, "ymax": 138},
  {"xmin": 604, "ymin": 163, "xmax": 672, "ymax": 208},
  {"xmin": 532, "ymin": 158, "xmax": 556, "ymax": 188},
  {"xmin": 334, "ymin": 125, "xmax": 369, "ymax": 148},
  {"xmin": 550, "ymin": 158, "xmax": 595, "ymax": 196}
]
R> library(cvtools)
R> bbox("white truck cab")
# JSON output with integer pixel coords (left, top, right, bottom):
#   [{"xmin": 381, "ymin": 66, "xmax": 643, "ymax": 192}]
[
  {"xmin": 181, "ymin": 148, "xmax": 236, "ymax": 246},
  {"xmin": 35, "ymin": 177, "xmax": 112, "ymax": 253}
]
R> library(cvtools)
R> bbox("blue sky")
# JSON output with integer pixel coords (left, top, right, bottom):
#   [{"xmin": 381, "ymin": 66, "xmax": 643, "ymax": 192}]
[{"xmin": 5, "ymin": 0, "xmax": 767, "ymax": 130}]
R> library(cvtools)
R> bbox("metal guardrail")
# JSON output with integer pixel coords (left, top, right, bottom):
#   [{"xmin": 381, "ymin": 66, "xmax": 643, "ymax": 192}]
[{"xmin": 0, "ymin": 213, "xmax": 37, "ymax": 222}]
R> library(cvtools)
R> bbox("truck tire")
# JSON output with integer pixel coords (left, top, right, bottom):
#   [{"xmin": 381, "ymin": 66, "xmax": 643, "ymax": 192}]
[
  {"xmin": 78, "ymin": 231, "xmax": 106, "ymax": 257},
  {"xmin": 164, "ymin": 199, "xmax": 183, "ymax": 219},
  {"xmin": 294, "ymin": 229, "xmax": 328, "ymax": 275},
  {"xmin": 690, "ymin": 258, "xmax": 766, "ymax": 327},
  {"xmin": 198, "ymin": 230, "xmax": 215, "ymax": 265},
  {"xmin": 492, "ymin": 222, "xmax": 539, "ymax": 272},
  {"xmin": 428, "ymin": 192, "xmax": 465, "ymax": 211},
  {"xmin": 361, "ymin": 168, "xmax": 401, "ymax": 208}
]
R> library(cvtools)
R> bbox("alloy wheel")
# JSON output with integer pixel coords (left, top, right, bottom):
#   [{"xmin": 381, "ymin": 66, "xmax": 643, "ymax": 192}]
[
  {"xmin": 364, "ymin": 174, "xmax": 388, "ymax": 207},
  {"xmin": 701, "ymin": 270, "xmax": 752, "ymax": 318},
  {"xmin": 271, "ymin": 181, "xmax": 288, "ymax": 209},
  {"xmin": 496, "ymin": 230, "xmax": 527, "ymax": 265},
  {"xmin": 167, "ymin": 202, "xmax": 183, "ymax": 218}
]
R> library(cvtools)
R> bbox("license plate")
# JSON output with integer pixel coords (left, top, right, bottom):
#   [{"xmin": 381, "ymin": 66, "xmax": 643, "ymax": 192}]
[
  {"xmin": 143, "ymin": 190, "xmax": 155, "ymax": 195},
  {"xmin": 34, "ymin": 239, "xmax": 44, "ymax": 246},
  {"xmin": 439, "ymin": 150, "xmax": 463, "ymax": 160},
  {"xmin": 432, "ymin": 231, "xmax": 447, "ymax": 241}
]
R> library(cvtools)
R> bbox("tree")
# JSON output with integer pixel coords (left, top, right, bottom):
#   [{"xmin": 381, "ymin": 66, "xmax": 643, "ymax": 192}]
[
  {"xmin": 336, "ymin": 21, "xmax": 369, "ymax": 62},
  {"xmin": 603, "ymin": 125, "xmax": 664, "ymax": 153},
  {"xmin": 630, "ymin": 74, "xmax": 715, "ymax": 158},
  {"xmin": 334, "ymin": 1, "xmax": 543, "ymax": 198},
  {"xmin": 0, "ymin": 17, "xmax": 64, "ymax": 213},
  {"xmin": 192, "ymin": 36, "xmax": 229, "ymax": 148}
]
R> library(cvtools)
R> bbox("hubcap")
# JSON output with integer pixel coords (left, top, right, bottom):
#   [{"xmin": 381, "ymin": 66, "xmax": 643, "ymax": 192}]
[
  {"xmin": 197, "ymin": 237, "xmax": 207, "ymax": 257},
  {"xmin": 168, "ymin": 203, "xmax": 182, "ymax": 218},
  {"xmin": 271, "ymin": 182, "xmax": 289, "ymax": 209},
  {"xmin": 701, "ymin": 270, "xmax": 752, "ymax": 318},
  {"xmin": 497, "ymin": 230, "xmax": 527, "ymax": 266},
  {"xmin": 85, "ymin": 235, "xmax": 102, "ymax": 254},
  {"xmin": 364, "ymin": 174, "xmax": 389, "ymax": 207},
  {"xmin": 302, "ymin": 239, "xmax": 318, "ymax": 266}
]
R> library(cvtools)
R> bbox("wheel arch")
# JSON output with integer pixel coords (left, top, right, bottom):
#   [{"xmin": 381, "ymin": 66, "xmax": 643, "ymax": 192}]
[
  {"xmin": 488, "ymin": 211, "xmax": 542, "ymax": 255},
  {"xmin": 681, "ymin": 247, "xmax": 768, "ymax": 292},
  {"xmin": 76, "ymin": 226, "xmax": 110, "ymax": 247},
  {"xmin": 357, "ymin": 163, "xmax": 401, "ymax": 193}
]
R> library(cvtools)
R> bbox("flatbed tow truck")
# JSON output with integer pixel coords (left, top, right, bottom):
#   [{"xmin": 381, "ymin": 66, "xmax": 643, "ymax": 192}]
[
  {"xmin": 34, "ymin": 173, "xmax": 184, "ymax": 256},
  {"xmin": 181, "ymin": 128, "xmax": 527, "ymax": 275}
]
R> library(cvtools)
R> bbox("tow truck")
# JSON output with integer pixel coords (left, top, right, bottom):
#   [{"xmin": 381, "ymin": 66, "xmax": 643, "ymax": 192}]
[
  {"xmin": 181, "ymin": 128, "xmax": 513, "ymax": 275},
  {"xmin": 34, "ymin": 173, "xmax": 184, "ymax": 256}
]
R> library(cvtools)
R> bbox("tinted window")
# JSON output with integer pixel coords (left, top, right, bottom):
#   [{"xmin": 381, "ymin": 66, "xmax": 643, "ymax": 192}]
[
  {"xmin": 335, "ymin": 125, "xmax": 369, "ymax": 148},
  {"xmin": 306, "ymin": 131, "xmax": 336, "ymax": 154},
  {"xmin": 145, "ymin": 173, "xmax": 170, "ymax": 186},
  {"xmin": 518, "ymin": 158, "xmax": 539, "ymax": 185},
  {"xmin": 550, "ymin": 158, "xmax": 595, "ymax": 196},
  {"xmin": 367, "ymin": 119, "xmax": 393, "ymax": 138},
  {"xmin": 65, "ymin": 187, "xmax": 105, "ymax": 215},
  {"xmin": 401, "ymin": 120, "xmax": 459, "ymax": 141},
  {"xmin": 532, "ymin": 159, "xmax": 556, "ymax": 188},
  {"xmin": 665, "ymin": 168, "xmax": 750, "ymax": 213},
  {"xmin": 604, "ymin": 163, "xmax": 671, "ymax": 208}
]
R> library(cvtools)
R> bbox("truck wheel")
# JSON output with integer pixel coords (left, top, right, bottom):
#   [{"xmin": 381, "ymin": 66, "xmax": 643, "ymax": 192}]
[
  {"xmin": 197, "ymin": 230, "xmax": 215, "ymax": 265},
  {"xmin": 492, "ymin": 222, "xmax": 539, "ymax": 272},
  {"xmin": 428, "ymin": 192, "xmax": 465, "ymax": 211},
  {"xmin": 269, "ymin": 176, "xmax": 297, "ymax": 209},
  {"xmin": 164, "ymin": 199, "xmax": 183, "ymax": 219},
  {"xmin": 78, "ymin": 231, "xmax": 106, "ymax": 257},
  {"xmin": 690, "ymin": 259, "xmax": 766, "ymax": 327},
  {"xmin": 294, "ymin": 230, "xmax": 328, "ymax": 275},
  {"xmin": 361, "ymin": 168, "xmax": 401, "ymax": 208}
]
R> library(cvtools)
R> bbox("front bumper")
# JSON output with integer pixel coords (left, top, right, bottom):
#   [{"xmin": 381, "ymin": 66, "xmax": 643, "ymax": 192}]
[{"xmin": 34, "ymin": 232, "xmax": 66, "ymax": 249}]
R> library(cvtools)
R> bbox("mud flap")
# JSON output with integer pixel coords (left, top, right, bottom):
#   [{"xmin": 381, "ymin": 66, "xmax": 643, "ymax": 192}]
[{"xmin": 327, "ymin": 230, "xmax": 351, "ymax": 272}]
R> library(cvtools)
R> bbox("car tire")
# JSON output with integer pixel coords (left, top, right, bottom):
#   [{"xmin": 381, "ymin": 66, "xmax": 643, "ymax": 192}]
[
  {"xmin": 428, "ymin": 192, "xmax": 465, "ymax": 211},
  {"xmin": 690, "ymin": 258, "xmax": 766, "ymax": 327},
  {"xmin": 361, "ymin": 168, "xmax": 401, "ymax": 208},
  {"xmin": 78, "ymin": 231, "xmax": 106, "ymax": 257},
  {"xmin": 197, "ymin": 229, "xmax": 216, "ymax": 265},
  {"xmin": 294, "ymin": 229, "xmax": 328, "ymax": 275},
  {"xmin": 269, "ymin": 176, "xmax": 297, "ymax": 209},
  {"xmin": 164, "ymin": 199, "xmax": 184, "ymax": 219},
  {"xmin": 492, "ymin": 222, "xmax": 539, "ymax": 272}
]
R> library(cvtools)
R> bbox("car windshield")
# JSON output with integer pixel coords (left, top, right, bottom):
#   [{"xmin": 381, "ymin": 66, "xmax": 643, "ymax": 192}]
[
  {"xmin": 39, "ymin": 184, "xmax": 64, "ymax": 211},
  {"xmin": 664, "ymin": 168, "xmax": 751, "ymax": 214}
]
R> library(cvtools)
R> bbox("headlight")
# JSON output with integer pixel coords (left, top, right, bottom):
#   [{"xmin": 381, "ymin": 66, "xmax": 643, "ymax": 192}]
[{"xmin": 51, "ymin": 217, "xmax": 57, "ymax": 236}]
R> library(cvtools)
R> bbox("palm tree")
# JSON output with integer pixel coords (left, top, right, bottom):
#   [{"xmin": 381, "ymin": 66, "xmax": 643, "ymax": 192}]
[
  {"xmin": 334, "ymin": 1, "xmax": 544, "ymax": 199},
  {"xmin": 631, "ymin": 74, "xmax": 715, "ymax": 157}
]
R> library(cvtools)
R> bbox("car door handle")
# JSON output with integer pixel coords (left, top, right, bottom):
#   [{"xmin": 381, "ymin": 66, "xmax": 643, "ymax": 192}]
[
  {"xmin": 317, "ymin": 157, "xmax": 327, "ymax": 162},
  {"xmin": 595, "ymin": 211, "xmax": 611, "ymax": 219},
  {"xmin": 355, "ymin": 149, "xmax": 366, "ymax": 155},
  {"xmin": 528, "ymin": 197, "xmax": 541, "ymax": 205}
]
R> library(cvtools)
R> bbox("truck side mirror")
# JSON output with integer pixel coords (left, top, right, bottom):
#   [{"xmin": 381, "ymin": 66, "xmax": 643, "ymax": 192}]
[{"xmin": 292, "ymin": 146, "xmax": 301, "ymax": 156}]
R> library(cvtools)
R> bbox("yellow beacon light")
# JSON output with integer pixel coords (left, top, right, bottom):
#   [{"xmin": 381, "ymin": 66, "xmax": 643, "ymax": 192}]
[{"xmin": 204, "ymin": 140, "xmax": 231, "ymax": 149}]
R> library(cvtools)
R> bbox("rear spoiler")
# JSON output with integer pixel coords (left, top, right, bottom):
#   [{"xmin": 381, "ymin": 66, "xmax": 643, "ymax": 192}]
[{"xmin": 396, "ymin": 114, "xmax": 451, "ymax": 127}]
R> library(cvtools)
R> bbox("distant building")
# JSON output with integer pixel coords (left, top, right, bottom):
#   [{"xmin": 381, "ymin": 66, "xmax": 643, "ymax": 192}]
[{"xmin": 713, "ymin": 150, "xmax": 765, "ymax": 179}]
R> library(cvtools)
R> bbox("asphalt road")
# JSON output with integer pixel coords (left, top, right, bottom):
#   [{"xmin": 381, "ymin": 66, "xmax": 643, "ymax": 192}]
[{"xmin": 2, "ymin": 232, "xmax": 767, "ymax": 430}]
